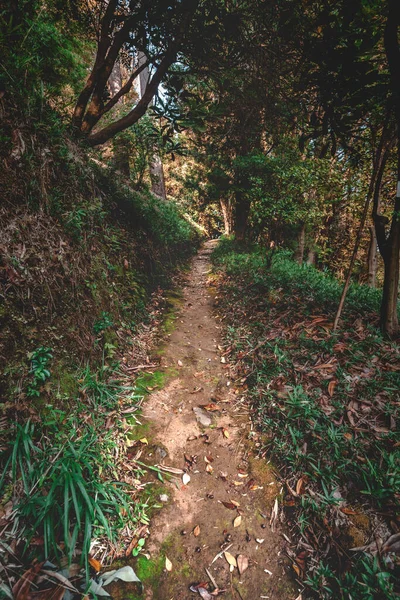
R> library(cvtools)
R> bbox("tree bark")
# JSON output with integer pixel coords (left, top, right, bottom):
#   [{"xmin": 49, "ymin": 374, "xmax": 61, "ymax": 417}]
[
  {"xmin": 295, "ymin": 222, "xmax": 306, "ymax": 264},
  {"xmin": 220, "ymin": 198, "xmax": 233, "ymax": 235},
  {"xmin": 137, "ymin": 52, "xmax": 167, "ymax": 199},
  {"xmin": 378, "ymin": 0, "xmax": 400, "ymax": 337},
  {"xmin": 234, "ymin": 193, "xmax": 251, "ymax": 241},
  {"xmin": 307, "ymin": 249, "xmax": 316, "ymax": 266},
  {"xmin": 367, "ymin": 225, "xmax": 378, "ymax": 287}
]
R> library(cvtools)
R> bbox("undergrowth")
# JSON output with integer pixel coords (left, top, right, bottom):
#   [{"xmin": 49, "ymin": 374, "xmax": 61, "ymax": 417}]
[
  {"xmin": 0, "ymin": 360, "xmax": 149, "ymax": 579},
  {"xmin": 213, "ymin": 238, "xmax": 400, "ymax": 600}
]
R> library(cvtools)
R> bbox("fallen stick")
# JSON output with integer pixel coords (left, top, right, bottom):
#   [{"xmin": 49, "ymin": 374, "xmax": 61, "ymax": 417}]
[
  {"xmin": 210, "ymin": 543, "xmax": 233, "ymax": 565},
  {"xmin": 124, "ymin": 364, "xmax": 158, "ymax": 372},
  {"xmin": 205, "ymin": 567, "xmax": 218, "ymax": 589}
]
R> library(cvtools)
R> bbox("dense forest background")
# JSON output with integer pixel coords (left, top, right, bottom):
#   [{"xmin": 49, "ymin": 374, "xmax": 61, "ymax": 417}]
[{"xmin": 0, "ymin": 1, "xmax": 399, "ymax": 599}]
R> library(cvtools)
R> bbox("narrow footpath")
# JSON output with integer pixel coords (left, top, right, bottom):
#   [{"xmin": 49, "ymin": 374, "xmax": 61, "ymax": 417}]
[{"xmin": 141, "ymin": 241, "xmax": 297, "ymax": 600}]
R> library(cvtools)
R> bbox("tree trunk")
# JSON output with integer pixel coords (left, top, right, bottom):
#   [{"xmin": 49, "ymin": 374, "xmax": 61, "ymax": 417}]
[
  {"xmin": 137, "ymin": 52, "xmax": 167, "ymax": 199},
  {"xmin": 307, "ymin": 249, "xmax": 316, "ymax": 266},
  {"xmin": 220, "ymin": 198, "xmax": 233, "ymax": 235},
  {"xmin": 367, "ymin": 226, "xmax": 378, "ymax": 287},
  {"xmin": 381, "ymin": 225, "xmax": 400, "ymax": 336},
  {"xmin": 109, "ymin": 61, "xmax": 130, "ymax": 177},
  {"xmin": 295, "ymin": 222, "xmax": 306, "ymax": 264},
  {"xmin": 379, "ymin": 0, "xmax": 400, "ymax": 337},
  {"xmin": 234, "ymin": 193, "xmax": 251, "ymax": 241}
]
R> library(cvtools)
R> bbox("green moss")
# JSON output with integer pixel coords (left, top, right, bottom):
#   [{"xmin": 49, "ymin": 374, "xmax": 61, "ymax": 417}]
[
  {"xmin": 52, "ymin": 362, "xmax": 79, "ymax": 399},
  {"xmin": 135, "ymin": 553, "xmax": 164, "ymax": 585}
]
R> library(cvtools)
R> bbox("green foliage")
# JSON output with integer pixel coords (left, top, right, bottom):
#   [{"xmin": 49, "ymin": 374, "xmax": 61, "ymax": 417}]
[
  {"xmin": 93, "ymin": 312, "xmax": 114, "ymax": 335},
  {"xmin": 0, "ymin": 1, "xmax": 87, "ymax": 107},
  {"xmin": 0, "ymin": 364, "xmax": 147, "ymax": 577},
  {"xmin": 26, "ymin": 347, "xmax": 53, "ymax": 398}
]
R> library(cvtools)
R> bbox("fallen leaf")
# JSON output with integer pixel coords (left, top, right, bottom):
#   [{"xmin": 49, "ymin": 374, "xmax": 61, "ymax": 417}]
[
  {"xmin": 222, "ymin": 501, "xmax": 239, "ymax": 510},
  {"xmin": 139, "ymin": 438, "xmax": 148, "ymax": 445},
  {"xmin": 256, "ymin": 538, "xmax": 265, "ymax": 544},
  {"xmin": 206, "ymin": 463, "xmax": 213, "ymax": 474},
  {"xmin": 88, "ymin": 556, "xmax": 102, "ymax": 572},
  {"xmin": 177, "ymin": 360, "xmax": 183, "ymax": 367},
  {"xmin": 328, "ymin": 380, "xmax": 337, "ymax": 397},
  {"xmin": 198, "ymin": 588, "xmax": 213, "ymax": 600},
  {"xmin": 182, "ymin": 473, "xmax": 191, "ymax": 485},
  {"xmin": 201, "ymin": 403, "xmax": 220, "ymax": 412},
  {"xmin": 165, "ymin": 557, "xmax": 172, "ymax": 571},
  {"xmin": 295, "ymin": 478, "xmax": 305, "ymax": 496},
  {"xmin": 233, "ymin": 515, "xmax": 242, "ymax": 527},
  {"xmin": 187, "ymin": 435, "xmax": 198, "ymax": 441},
  {"xmin": 13, "ymin": 562, "xmax": 43, "ymax": 600},
  {"xmin": 237, "ymin": 554, "xmax": 249, "ymax": 575},
  {"xmin": 102, "ymin": 566, "xmax": 141, "ymax": 585},
  {"xmin": 193, "ymin": 525, "xmax": 201, "ymax": 537},
  {"xmin": 340, "ymin": 507, "xmax": 357, "ymax": 515},
  {"xmin": 222, "ymin": 428, "xmax": 230, "ymax": 439},
  {"xmin": 87, "ymin": 580, "xmax": 110, "ymax": 597},
  {"xmin": 224, "ymin": 551, "xmax": 237, "ymax": 568}
]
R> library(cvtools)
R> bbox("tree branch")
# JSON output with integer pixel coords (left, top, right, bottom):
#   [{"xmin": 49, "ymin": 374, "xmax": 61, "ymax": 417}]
[{"xmin": 99, "ymin": 60, "xmax": 150, "ymax": 118}]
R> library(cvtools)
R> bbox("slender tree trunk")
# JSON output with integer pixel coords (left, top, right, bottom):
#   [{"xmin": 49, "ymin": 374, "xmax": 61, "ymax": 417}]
[
  {"xmin": 234, "ymin": 193, "xmax": 251, "ymax": 241},
  {"xmin": 295, "ymin": 222, "xmax": 306, "ymax": 264},
  {"xmin": 109, "ymin": 61, "xmax": 130, "ymax": 177},
  {"xmin": 307, "ymin": 249, "xmax": 316, "ymax": 266},
  {"xmin": 220, "ymin": 198, "xmax": 233, "ymax": 235},
  {"xmin": 367, "ymin": 226, "xmax": 378, "ymax": 287},
  {"xmin": 381, "ymin": 226, "xmax": 400, "ymax": 335},
  {"xmin": 137, "ymin": 52, "xmax": 167, "ymax": 199}
]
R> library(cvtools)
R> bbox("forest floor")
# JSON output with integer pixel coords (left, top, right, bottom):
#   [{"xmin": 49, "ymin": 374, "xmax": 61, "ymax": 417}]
[{"xmin": 129, "ymin": 241, "xmax": 298, "ymax": 600}]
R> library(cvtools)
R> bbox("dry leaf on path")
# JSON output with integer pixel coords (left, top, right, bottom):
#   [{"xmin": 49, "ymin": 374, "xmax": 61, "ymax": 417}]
[
  {"xmin": 237, "ymin": 554, "xmax": 249, "ymax": 575},
  {"xmin": 222, "ymin": 501, "xmax": 239, "ymax": 510},
  {"xmin": 201, "ymin": 403, "xmax": 220, "ymax": 412},
  {"xmin": 233, "ymin": 515, "xmax": 242, "ymax": 527},
  {"xmin": 165, "ymin": 557, "xmax": 172, "ymax": 571},
  {"xmin": 177, "ymin": 360, "xmax": 183, "ymax": 367},
  {"xmin": 193, "ymin": 525, "xmax": 201, "ymax": 537},
  {"xmin": 224, "ymin": 551, "xmax": 237, "ymax": 568},
  {"xmin": 182, "ymin": 473, "xmax": 191, "ymax": 485}
]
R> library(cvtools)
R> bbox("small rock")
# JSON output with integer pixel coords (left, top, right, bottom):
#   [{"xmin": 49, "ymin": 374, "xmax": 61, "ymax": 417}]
[
  {"xmin": 193, "ymin": 407, "xmax": 212, "ymax": 427},
  {"xmin": 160, "ymin": 494, "xmax": 169, "ymax": 503}
]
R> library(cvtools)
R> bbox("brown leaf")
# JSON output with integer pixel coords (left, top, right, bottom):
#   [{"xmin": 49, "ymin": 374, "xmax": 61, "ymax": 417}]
[
  {"xmin": 88, "ymin": 556, "xmax": 102, "ymax": 572},
  {"xmin": 206, "ymin": 463, "xmax": 213, "ymax": 474},
  {"xmin": 222, "ymin": 428, "xmax": 230, "ymax": 438},
  {"xmin": 295, "ymin": 478, "xmax": 305, "ymax": 496},
  {"xmin": 237, "ymin": 554, "xmax": 249, "ymax": 575},
  {"xmin": 165, "ymin": 556, "xmax": 172, "ymax": 571},
  {"xmin": 327, "ymin": 380, "xmax": 337, "ymax": 397},
  {"xmin": 193, "ymin": 525, "xmax": 201, "ymax": 537},
  {"xmin": 340, "ymin": 507, "xmax": 357, "ymax": 515},
  {"xmin": 233, "ymin": 515, "xmax": 242, "ymax": 527},
  {"xmin": 222, "ymin": 500, "xmax": 240, "ymax": 510},
  {"xmin": 13, "ymin": 563, "xmax": 43, "ymax": 600},
  {"xmin": 201, "ymin": 403, "xmax": 220, "ymax": 412}
]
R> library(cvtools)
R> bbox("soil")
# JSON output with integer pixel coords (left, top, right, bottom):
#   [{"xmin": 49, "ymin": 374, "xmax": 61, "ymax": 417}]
[{"xmin": 137, "ymin": 241, "xmax": 298, "ymax": 600}]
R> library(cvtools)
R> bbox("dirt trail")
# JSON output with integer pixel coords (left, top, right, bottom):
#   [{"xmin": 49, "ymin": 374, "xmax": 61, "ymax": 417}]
[{"xmin": 141, "ymin": 241, "xmax": 297, "ymax": 600}]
